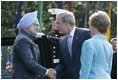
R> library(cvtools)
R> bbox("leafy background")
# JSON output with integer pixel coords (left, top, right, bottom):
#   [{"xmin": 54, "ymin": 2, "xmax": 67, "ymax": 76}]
[{"xmin": 1, "ymin": 1, "xmax": 117, "ymax": 39}]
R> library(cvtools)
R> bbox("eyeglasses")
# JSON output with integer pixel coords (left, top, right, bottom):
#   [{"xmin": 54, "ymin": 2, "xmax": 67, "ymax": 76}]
[{"xmin": 33, "ymin": 23, "xmax": 40, "ymax": 27}]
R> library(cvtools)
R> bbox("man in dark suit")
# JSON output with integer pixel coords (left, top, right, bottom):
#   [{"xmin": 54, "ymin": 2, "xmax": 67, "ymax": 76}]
[
  {"xmin": 110, "ymin": 38, "xmax": 117, "ymax": 79},
  {"xmin": 12, "ymin": 11, "xmax": 55, "ymax": 79},
  {"xmin": 55, "ymin": 11, "xmax": 91, "ymax": 79}
]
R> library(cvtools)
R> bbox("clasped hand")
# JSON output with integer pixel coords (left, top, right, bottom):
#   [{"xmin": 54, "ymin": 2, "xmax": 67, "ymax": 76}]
[{"xmin": 47, "ymin": 68, "xmax": 56, "ymax": 79}]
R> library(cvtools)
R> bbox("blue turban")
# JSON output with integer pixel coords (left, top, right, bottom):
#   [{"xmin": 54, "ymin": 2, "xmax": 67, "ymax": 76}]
[{"xmin": 17, "ymin": 11, "xmax": 37, "ymax": 29}]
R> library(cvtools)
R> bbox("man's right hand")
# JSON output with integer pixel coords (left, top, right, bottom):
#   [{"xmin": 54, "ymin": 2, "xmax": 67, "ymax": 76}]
[{"xmin": 47, "ymin": 68, "xmax": 56, "ymax": 79}]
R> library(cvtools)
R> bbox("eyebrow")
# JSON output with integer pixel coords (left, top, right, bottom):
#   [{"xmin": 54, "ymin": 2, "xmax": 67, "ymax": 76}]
[{"xmin": 33, "ymin": 23, "xmax": 39, "ymax": 25}]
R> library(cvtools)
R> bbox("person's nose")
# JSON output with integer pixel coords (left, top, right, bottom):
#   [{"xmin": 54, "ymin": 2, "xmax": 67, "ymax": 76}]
[{"xmin": 37, "ymin": 26, "xmax": 40, "ymax": 31}]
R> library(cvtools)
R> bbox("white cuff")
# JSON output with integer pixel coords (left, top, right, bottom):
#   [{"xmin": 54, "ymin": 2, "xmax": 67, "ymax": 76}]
[{"xmin": 45, "ymin": 69, "xmax": 48, "ymax": 75}]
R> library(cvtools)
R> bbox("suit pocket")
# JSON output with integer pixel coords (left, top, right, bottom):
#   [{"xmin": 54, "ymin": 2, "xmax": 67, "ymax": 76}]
[
  {"xmin": 13, "ymin": 75, "xmax": 24, "ymax": 79},
  {"xmin": 23, "ymin": 74, "xmax": 36, "ymax": 79},
  {"xmin": 12, "ymin": 72, "xmax": 24, "ymax": 79}
]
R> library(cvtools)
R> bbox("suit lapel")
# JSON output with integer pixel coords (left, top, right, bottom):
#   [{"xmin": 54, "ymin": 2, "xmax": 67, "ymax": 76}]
[
  {"xmin": 32, "ymin": 42, "xmax": 38, "ymax": 62},
  {"xmin": 72, "ymin": 28, "xmax": 80, "ymax": 58}
]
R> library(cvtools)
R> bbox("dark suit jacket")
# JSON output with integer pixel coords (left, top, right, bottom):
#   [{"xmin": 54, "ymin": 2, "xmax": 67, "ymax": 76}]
[
  {"xmin": 111, "ymin": 52, "xmax": 117, "ymax": 79},
  {"xmin": 12, "ymin": 30, "xmax": 47, "ymax": 79},
  {"xmin": 55, "ymin": 28, "xmax": 91, "ymax": 79}
]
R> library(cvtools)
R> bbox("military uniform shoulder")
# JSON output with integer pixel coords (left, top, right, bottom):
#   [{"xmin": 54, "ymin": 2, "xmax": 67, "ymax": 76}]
[
  {"xmin": 47, "ymin": 31, "xmax": 55, "ymax": 35},
  {"xmin": 77, "ymin": 27, "xmax": 90, "ymax": 31}
]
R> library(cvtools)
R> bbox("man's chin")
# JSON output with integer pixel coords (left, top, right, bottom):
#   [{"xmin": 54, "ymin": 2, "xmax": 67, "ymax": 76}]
[{"xmin": 33, "ymin": 33, "xmax": 38, "ymax": 37}]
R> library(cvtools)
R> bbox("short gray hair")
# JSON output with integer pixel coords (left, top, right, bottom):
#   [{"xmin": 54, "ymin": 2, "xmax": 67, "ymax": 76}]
[
  {"xmin": 56, "ymin": 11, "xmax": 75, "ymax": 26},
  {"xmin": 89, "ymin": 11, "xmax": 111, "ymax": 34}
]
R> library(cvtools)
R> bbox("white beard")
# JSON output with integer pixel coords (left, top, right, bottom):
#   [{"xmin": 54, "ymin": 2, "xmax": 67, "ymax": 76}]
[{"xmin": 29, "ymin": 26, "xmax": 38, "ymax": 36}]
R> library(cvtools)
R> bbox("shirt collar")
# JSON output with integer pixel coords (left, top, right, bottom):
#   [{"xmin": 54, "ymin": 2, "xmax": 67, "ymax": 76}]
[
  {"xmin": 20, "ymin": 30, "xmax": 34, "ymax": 40},
  {"xmin": 92, "ymin": 34, "xmax": 107, "ymax": 40},
  {"xmin": 69, "ymin": 26, "xmax": 76, "ymax": 38}
]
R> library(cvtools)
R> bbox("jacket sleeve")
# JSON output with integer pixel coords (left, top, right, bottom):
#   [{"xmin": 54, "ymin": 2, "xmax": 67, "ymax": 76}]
[
  {"xmin": 79, "ymin": 41, "xmax": 94, "ymax": 79},
  {"xmin": 15, "ymin": 38, "xmax": 47, "ymax": 77},
  {"xmin": 86, "ymin": 30, "xmax": 92, "ymax": 39}
]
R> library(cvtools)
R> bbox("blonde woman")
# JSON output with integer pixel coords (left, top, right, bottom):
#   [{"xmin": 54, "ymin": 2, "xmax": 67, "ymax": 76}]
[{"xmin": 80, "ymin": 11, "xmax": 113, "ymax": 79}]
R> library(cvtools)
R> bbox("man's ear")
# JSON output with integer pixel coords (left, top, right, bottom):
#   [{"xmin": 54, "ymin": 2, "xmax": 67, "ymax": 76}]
[
  {"xmin": 65, "ymin": 22, "xmax": 67, "ymax": 25},
  {"xmin": 26, "ymin": 27, "xmax": 30, "ymax": 29},
  {"xmin": 27, "ymin": 24, "xmax": 33, "ymax": 29},
  {"xmin": 23, "ymin": 27, "xmax": 29, "ymax": 31},
  {"xmin": 65, "ymin": 21, "xmax": 69, "ymax": 25}
]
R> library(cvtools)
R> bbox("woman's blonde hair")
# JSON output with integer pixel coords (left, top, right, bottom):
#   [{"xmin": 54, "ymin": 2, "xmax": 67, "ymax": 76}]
[{"xmin": 89, "ymin": 11, "xmax": 111, "ymax": 34}]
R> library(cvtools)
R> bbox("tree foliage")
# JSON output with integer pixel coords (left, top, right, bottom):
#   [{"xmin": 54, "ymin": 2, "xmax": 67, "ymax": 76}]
[{"xmin": 1, "ymin": 1, "xmax": 117, "ymax": 39}]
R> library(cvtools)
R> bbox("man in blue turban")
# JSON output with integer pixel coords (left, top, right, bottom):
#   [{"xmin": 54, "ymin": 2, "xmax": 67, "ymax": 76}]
[{"xmin": 12, "ymin": 11, "xmax": 56, "ymax": 79}]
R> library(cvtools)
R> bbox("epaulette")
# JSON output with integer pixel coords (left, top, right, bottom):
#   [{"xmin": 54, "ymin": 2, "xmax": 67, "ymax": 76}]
[
  {"xmin": 47, "ymin": 31, "xmax": 55, "ymax": 35},
  {"xmin": 47, "ymin": 35, "xmax": 64, "ymax": 40}
]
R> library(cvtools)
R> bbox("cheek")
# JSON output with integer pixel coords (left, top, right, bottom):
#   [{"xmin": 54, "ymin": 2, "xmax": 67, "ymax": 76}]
[
  {"xmin": 57, "ymin": 24, "xmax": 61, "ymax": 29},
  {"xmin": 35, "ymin": 26, "xmax": 39, "ymax": 31},
  {"xmin": 31, "ymin": 26, "xmax": 37, "ymax": 32},
  {"xmin": 62, "ymin": 24, "xmax": 66, "ymax": 29},
  {"xmin": 52, "ymin": 22, "xmax": 54, "ymax": 25},
  {"xmin": 32, "ymin": 27, "xmax": 36, "ymax": 31},
  {"xmin": 60, "ymin": 25, "xmax": 64, "ymax": 30},
  {"xmin": 35, "ymin": 27, "xmax": 38, "ymax": 31}
]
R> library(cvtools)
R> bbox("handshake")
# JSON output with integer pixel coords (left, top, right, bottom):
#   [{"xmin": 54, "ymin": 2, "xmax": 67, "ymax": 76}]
[{"xmin": 47, "ymin": 68, "xmax": 56, "ymax": 79}]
